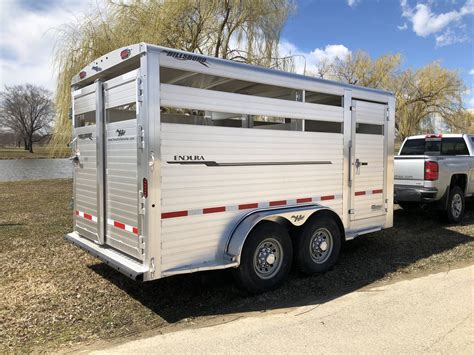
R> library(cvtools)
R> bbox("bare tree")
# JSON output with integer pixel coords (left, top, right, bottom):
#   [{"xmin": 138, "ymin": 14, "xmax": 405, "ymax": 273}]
[{"xmin": 0, "ymin": 84, "xmax": 54, "ymax": 153}]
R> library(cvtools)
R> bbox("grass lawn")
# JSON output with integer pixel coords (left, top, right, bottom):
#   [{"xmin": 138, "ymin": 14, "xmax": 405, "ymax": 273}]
[
  {"xmin": 1, "ymin": 179, "xmax": 473, "ymax": 352},
  {"xmin": 0, "ymin": 146, "xmax": 69, "ymax": 159}
]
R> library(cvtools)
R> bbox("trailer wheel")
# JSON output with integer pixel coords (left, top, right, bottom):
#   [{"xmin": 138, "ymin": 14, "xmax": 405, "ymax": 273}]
[
  {"xmin": 443, "ymin": 186, "xmax": 465, "ymax": 223},
  {"xmin": 233, "ymin": 222, "xmax": 292, "ymax": 294},
  {"xmin": 296, "ymin": 215, "xmax": 341, "ymax": 274}
]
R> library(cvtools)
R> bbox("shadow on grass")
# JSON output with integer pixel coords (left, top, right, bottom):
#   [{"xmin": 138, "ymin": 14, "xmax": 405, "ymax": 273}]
[{"xmin": 90, "ymin": 200, "xmax": 473, "ymax": 324}]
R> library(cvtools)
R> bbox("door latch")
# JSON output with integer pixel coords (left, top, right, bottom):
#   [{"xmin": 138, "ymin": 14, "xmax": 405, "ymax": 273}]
[{"xmin": 354, "ymin": 158, "xmax": 368, "ymax": 175}]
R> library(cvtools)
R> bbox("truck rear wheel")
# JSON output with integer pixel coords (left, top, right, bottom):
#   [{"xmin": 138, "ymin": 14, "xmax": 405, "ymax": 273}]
[
  {"xmin": 444, "ymin": 186, "xmax": 465, "ymax": 223},
  {"xmin": 296, "ymin": 215, "xmax": 341, "ymax": 274},
  {"xmin": 233, "ymin": 222, "xmax": 292, "ymax": 294}
]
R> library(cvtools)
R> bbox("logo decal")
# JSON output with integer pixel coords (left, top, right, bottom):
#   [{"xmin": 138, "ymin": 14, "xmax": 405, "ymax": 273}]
[
  {"xmin": 116, "ymin": 129, "xmax": 126, "ymax": 137},
  {"xmin": 291, "ymin": 214, "xmax": 305, "ymax": 223},
  {"xmin": 167, "ymin": 159, "xmax": 332, "ymax": 167},
  {"xmin": 164, "ymin": 50, "xmax": 208, "ymax": 67},
  {"xmin": 173, "ymin": 155, "xmax": 205, "ymax": 161}
]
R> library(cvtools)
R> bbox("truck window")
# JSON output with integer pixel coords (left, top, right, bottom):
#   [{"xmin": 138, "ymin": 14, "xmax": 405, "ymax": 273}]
[
  {"xmin": 400, "ymin": 139, "xmax": 440, "ymax": 155},
  {"xmin": 440, "ymin": 138, "xmax": 469, "ymax": 155}
]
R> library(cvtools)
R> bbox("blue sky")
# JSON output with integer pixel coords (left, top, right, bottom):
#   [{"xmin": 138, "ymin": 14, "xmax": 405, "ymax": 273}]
[{"xmin": 1, "ymin": 0, "xmax": 473, "ymax": 107}]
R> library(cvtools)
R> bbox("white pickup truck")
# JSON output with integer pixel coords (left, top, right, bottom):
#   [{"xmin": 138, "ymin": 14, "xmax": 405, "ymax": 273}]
[{"xmin": 394, "ymin": 134, "xmax": 474, "ymax": 223}]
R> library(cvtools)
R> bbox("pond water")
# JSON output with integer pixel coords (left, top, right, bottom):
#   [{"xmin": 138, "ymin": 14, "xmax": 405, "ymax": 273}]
[{"xmin": 0, "ymin": 159, "xmax": 72, "ymax": 182}]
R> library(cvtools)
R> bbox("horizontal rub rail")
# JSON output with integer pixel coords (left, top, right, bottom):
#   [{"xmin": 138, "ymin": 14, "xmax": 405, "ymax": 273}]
[{"xmin": 161, "ymin": 194, "xmax": 342, "ymax": 220}]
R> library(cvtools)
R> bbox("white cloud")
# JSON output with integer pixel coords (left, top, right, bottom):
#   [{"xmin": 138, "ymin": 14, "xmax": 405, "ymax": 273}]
[
  {"xmin": 347, "ymin": 0, "xmax": 360, "ymax": 7},
  {"xmin": 311, "ymin": 45, "xmax": 351, "ymax": 63},
  {"xmin": 397, "ymin": 23, "xmax": 408, "ymax": 30},
  {"xmin": 400, "ymin": 0, "xmax": 474, "ymax": 46},
  {"xmin": 435, "ymin": 27, "xmax": 468, "ymax": 46},
  {"xmin": 278, "ymin": 40, "xmax": 351, "ymax": 76},
  {"xmin": 0, "ymin": 0, "xmax": 93, "ymax": 92},
  {"xmin": 469, "ymin": 69, "xmax": 474, "ymax": 74}
]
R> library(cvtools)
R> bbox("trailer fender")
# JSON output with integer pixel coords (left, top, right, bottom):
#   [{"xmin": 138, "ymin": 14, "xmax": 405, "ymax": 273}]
[{"xmin": 225, "ymin": 204, "xmax": 342, "ymax": 265}]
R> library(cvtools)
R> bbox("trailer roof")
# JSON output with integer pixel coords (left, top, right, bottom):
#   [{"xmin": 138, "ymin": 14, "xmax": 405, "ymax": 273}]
[{"xmin": 72, "ymin": 43, "xmax": 393, "ymax": 99}]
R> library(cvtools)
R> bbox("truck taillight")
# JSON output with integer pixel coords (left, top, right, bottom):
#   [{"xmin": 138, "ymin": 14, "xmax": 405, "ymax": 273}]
[
  {"xmin": 143, "ymin": 178, "xmax": 148, "ymax": 198},
  {"xmin": 424, "ymin": 161, "xmax": 439, "ymax": 181},
  {"xmin": 79, "ymin": 71, "xmax": 86, "ymax": 79}
]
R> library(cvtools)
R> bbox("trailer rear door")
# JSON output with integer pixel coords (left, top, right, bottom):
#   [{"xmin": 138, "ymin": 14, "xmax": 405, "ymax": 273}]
[
  {"xmin": 72, "ymin": 83, "xmax": 103, "ymax": 243},
  {"xmin": 103, "ymin": 71, "xmax": 144, "ymax": 260},
  {"xmin": 72, "ymin": 71, "xmax": 144, "ymax": 260},
  {"xmin": 350, "ymin": 100, "xmax": 388, "ymax": 221}
]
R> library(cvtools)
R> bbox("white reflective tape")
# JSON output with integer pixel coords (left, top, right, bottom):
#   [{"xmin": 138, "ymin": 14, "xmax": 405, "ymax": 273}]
[{"xmin": 187, "ymin": 209, "xmax": 202, "ymax": 216}]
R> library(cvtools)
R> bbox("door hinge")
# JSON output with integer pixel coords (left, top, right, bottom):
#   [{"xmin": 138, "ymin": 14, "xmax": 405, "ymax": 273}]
[
  {"xmin": 386, "ymin": 108, "xmax": 390, "ymax": 121},
  {"xmin": 138, "ymin": 125, "xmax": 145, "ymax": 150},
  {"xmin": 136, "ymin": 77, "xmax": 143, "ymax": 102},
  {"xmin": 348, "ymin": 209, "xmax": 355, "ymax": 214},
  {"xmin": 138, "ymin": 235, "xmax": 145, "ymax": 254},
  {"xmin": 138, "ymin": 190, "xmax": 146, "ymax": 215}
]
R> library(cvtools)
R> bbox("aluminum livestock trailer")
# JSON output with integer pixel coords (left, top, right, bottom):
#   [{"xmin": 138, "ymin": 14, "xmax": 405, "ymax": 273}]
[{"xmin": 66, "ymin": 43, "xmax": 395, "ymax": 293}]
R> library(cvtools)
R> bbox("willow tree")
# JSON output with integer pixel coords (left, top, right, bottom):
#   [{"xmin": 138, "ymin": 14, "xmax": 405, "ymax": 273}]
[
  {"xmin": 52, "ymin": 0, "xmax": 296, "ymax": 152},
  {"xmin": 316, "ymin": 51, "xmax": 468, "ymax": 139},
  {"xmin": 394, "ymin": 63, "xmax": 465, "ymax": 139}
]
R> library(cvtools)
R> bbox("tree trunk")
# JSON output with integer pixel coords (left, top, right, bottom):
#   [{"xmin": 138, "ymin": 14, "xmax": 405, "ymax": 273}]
[
  {"xmin": 23, "ymin": 139, "xmax": 29, "ymax": 151},
  {"xmin": 28, "ymin": 136, "xmax": 34, "ymax": 153}
]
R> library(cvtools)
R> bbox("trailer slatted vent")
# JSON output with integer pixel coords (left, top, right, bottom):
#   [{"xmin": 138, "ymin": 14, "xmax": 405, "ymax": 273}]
[{"xmin": 160, "ymin": 67, "xmax": 343, "ymax": 106}]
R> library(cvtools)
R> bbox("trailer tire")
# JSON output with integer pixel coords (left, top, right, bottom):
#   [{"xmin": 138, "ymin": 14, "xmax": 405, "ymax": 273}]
[
  {"xmin": 443, "ymin": 186, "xmax": 465, "ymax": 223},
  {"xmin": 233, "ymin": 222, "xmax": 292, "ymax": 294},
  {"xmin": 296, "ymin": 215, "xmax": 341, "ymax": 274}
]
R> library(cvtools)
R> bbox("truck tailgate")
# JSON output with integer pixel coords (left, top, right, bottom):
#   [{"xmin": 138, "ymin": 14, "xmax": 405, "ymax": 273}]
[{"xmin": 394, "ymin": 156, "xmax": 426, "ymax": 185}]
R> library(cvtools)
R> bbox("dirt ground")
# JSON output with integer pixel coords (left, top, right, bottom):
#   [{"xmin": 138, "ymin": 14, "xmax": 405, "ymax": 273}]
[{"xmin": 1, "ymin": 179, "xmax": 473, "ymax": 353}]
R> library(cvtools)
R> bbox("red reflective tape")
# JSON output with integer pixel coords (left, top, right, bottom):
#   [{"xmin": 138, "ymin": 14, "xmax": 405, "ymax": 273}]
[
  {"xmin": 84, "ymin": 213, "xmax": 93, "ymax": 220},
  {"xmin": 114, "ymin": 221, "xmax": 125, "ymax": 230},
  {"xmin": 239, "ymin": 203, "xmax": 259, "ymax": 210},
  {"xmin": 132, "ymin": 227, "xmax": 139, "ymax": 234},
  {"xmin": 355, "ymin": 191, "xmax": 366, "ymax": 196},
  {"xmin": 297, "ymin": 197, "xmax": 312, "ymax": 203},
  {"xmin": 321, "ymin": 195, "xmax": 335, "ymax": 201},
  {"xmin": 203, "ymin": 206, "xmax": 226, "ymax": 214},
  {"xmin": 161, "ymin": 210, "xmax": 188, "ymax": 219},
  {"xmin": 372, "ymin": 189, "xmax": 383, "ymax": 194},
  {"xmin": 270, "ymin": 200, "xmax": 287, "ymax": 206}
]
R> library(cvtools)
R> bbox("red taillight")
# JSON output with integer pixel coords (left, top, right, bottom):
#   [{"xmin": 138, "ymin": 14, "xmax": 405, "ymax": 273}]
[
  {"xmin": 424, "ymin": 161, "xmax": 439, "ymax": 181},
  {"xmin": 120, "ymin": 48, "xmax": 131, "ymax": 60},
  {"xmin": 79, "ymin": 71, "xmax": 86, "ymax": 79},
  {"xmin": 142, "ymin": 178, "xmax": 148, "ymax": 198}
]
